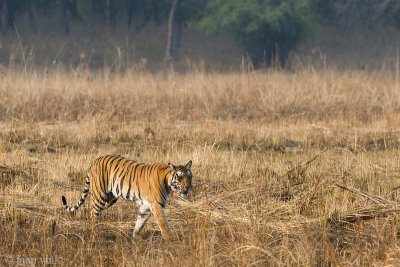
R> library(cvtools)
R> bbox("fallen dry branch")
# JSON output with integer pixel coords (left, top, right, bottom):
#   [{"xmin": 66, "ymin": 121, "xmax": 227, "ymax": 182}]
[
  {"xmin": 390, "ymin": 184, "xmax": 400, "ymax": 192},
  {"xmin": 331, "ymin": 183, "xmax": 400, "ymax": 223},
  {"xmin": 329, "ymin": 205, "xmax": 400, "ymax": 223},
  {"xmin": 334, "ymin": 183, "xmax": 392, "ymax": 205},
  {"xmin": 284, "ymin": 148, "xmax": 329, "ymax": 178}
]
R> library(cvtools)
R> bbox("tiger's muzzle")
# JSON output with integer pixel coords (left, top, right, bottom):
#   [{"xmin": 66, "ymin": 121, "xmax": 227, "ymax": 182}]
[{"xmin": 180, "ymin": 186, "xmax": 191, "ymax": 198}]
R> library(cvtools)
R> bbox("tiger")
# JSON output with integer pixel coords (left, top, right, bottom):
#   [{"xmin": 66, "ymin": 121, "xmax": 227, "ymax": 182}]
[{"xmin": 61, "ymin": 155, "xmax": 193, "ymax": 239}]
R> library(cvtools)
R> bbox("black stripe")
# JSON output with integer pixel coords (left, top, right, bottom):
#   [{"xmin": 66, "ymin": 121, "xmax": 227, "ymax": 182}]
[
  {"xmin": 107, "ymin": 156, "xmax": 120, "ymax": 188},
  {"xmin": 118, "ymin": 161, "xmax": 131, "ymax": 196},
  {"xmin": 109, "ymin": 198, "xmax": 118, "ymax": 206},
  {"xmin": 160, "ymin": 190, "xmax": 167, "ymax": 203},
  {"xmin": 133, "ymin": 163, "xmax": 143, "ymax": 183},
  {"xmin": 160, "ymin": 165, "xmax": 169, "ymax": 171},
  {"xmin": 96, "ymin": 186, "xmax": 107, "ymax": 203},
  {"xmin": 96, "ymin": 157, "xmax": 104, "ymax": 195},
  {"xmin": 102, "ymin": 155, "xmax": 115, "ymax": 187},
  {"xmin": 146, "ymin": 164, "xmax": 153, "ymax": 179},
  {"xmin": 137, "ymin": 166, "xmax": 146, "ymax": 200},
  {"xmin": 115, "ymin": 158, "xmax": 128, "ymax": 176},
  {"xmin": 137, "ymin": 185, "xmax": 141, "ymax": 201},
  {"xmin": 93, "ymin": 204, "xmax": 101, "ymax": 211},
  {"xmin": 100, "ymin": 156, "xmax": 114, "ymax": 193},
  {"xmin": 98, "ymin": 156, "xmax": 107, "ymax": 188},
  {"xmin": 156, "ymin": 201, "xmax": 165, "ymax": 208},
  {"xmin": 133, "ymin": 164, "xmax": 143, "ymax": 199},
  {"xmin": 126, "ymin": 162, "xmax": 137, "ymax": 200},
  {"xmin": 139, "ymin": 166, "xmax": 145, "ymax": 179},
  {"xmin": 139, "ymin": 212, "xmax": 151, "ymax": 218},
  {"xmin": 110, "ymin": 158, "xmax": 124, "ymax": 187},
  {"xmin": 92, "ymin": 173, "xmax": 104, "ymax": 202},
  {"xmin": 148, "ymin": 164, "xmax": 156, "ymax": 178},
  {"xmin": 94, "ymin": 199, "xmax": 106, "ymax": 208}
]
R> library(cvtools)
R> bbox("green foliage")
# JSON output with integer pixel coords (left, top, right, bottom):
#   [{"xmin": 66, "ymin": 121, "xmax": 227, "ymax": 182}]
[{"xmin": 199, "ymin": 0, "xmax": 319, "ymax": 66}]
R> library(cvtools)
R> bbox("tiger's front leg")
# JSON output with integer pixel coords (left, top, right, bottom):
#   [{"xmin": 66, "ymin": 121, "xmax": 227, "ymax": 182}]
[
  {"xmin": 132, "ymin": 205, "xmax": 152, "ymax": 239},
  {"xmin": 151, "ymin": 203, "xmax": 173, "ymax": 240}
]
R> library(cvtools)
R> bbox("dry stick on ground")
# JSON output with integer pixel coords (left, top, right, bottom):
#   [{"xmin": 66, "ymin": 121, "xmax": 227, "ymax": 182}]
[
  {"xmin": 332, "ymin": 183, "xmax": 400, "ymax": 223},
  {"xmin": 390, "ymin": 184, "xmax": 400, "ymax": 192},
  {"xmin": 336, "ymin": 206, "xmax": 400, "ymax": 223},
  {"xmin": 283, "ymin": 148, "xmax": 329, "ymax": 179},
  {"xmin": 334, "ymin": 183, "xmax": 393, "ymax": 205}
]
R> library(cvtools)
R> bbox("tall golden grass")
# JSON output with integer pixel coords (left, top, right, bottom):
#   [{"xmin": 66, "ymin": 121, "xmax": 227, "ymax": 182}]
[{"xmin": 1, "ymin": 66, "xmax": 400, "ymax": 265}]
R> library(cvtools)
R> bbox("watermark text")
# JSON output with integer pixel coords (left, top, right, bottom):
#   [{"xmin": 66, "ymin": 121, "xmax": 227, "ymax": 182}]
[{"xmin": 4, "ymin": 255, "xmax": 60, "ymax": 265}]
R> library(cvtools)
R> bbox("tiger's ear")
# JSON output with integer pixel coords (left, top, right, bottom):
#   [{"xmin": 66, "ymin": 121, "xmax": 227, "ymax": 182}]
[
  {"xmin": 186, "ymin": 160, "xmax": 192, "ymax": 169},
  {"xmin": 168, "ymin": 163, "xmax": 175, "ymax": 172}
]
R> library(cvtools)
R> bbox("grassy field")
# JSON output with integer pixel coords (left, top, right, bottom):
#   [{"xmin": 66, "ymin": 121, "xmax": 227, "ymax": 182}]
[{"xmin": 1, "ymin": 66, "xmax": 400, "ymax": 266}]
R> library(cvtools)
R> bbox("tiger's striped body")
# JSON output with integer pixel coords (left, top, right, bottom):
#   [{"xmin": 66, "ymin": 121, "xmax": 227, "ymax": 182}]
[{"xmin": 61, "ymin": 155, "xmax": 193, "ymax": 239}]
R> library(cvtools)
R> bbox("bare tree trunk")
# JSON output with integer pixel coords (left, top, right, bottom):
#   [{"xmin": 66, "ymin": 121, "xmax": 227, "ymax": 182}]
[
  {"xmin": 126, "ymin": 0, "xmax": 134, "ymax": 28},
  {"xmin": 66, "ymin": 0, "xmax": 83, "ymax": 22},
  {"xmin": 27, "ymin": 1, "xmax": 36, "ymax": 33},
  {"xmin": 106, "ymin": 0, "xmax": 116, "ymax": 30},
  {"xmin": 0, "ymin": 0, "xmax": 3, "ymax": 31},
  {"xmin": 151, "ymin": 0, "xmax": 160, "ymax": 25},
  {"xmin": 91, "ymin": 0, "xmax": 104, "ymax": 19},
  {"xmin": 59, "ymin": 0, "xmax": 69, "ymax": 37},
  {"xmin": 135, "ymin": 0, "xmax": 151, "ymax": 31},
  {"xmin": 4, "ymin": 0, "xmax": 15, "ymax": 31},
  {"xmin": 165, "ymin": 0, "xmax": 182, "ymax": 62}
]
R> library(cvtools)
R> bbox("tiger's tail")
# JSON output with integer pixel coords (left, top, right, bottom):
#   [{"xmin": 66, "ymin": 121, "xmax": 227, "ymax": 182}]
[{"xmin": 62, "ymin": 175, "xmax": 90, "ymax": 212}]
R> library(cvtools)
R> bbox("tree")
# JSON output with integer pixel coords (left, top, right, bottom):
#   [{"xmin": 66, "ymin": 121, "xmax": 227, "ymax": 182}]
[
  {"xmin": 106, "ymin": 0, "xmax": 116, "ymax": 30},
  {"xmin": 26, "ymin": 1, "xmax": 37, "ymax": 33},
  {"xmin": 325, "ymin": 0, "xmax": 400, "ymax": 31},
  {"xmin": 4, "ymin": 0, "xmax": 17, "ymax": 31},
  {"xmin": 165, "ymin": 0, "xmax": 181, "ymax": 62},
  {"xmin": 66, "ymin": 0, "xmax": 83, "ymax": 22},
  {"xmin": 91, "ymin": 0, "xmax": 104, "ymax": 19},
  {"xmin": 199, "ymin": 0, "xmax": 318, "ymax": 67},
  {"xmin": 134, "ymin": 0, "xmax": 168, "ymax": 31},
  {"xmin": 59, "ymin": 0, "xmax": 69, "ymax": 37},
  {"xmin": 126, "ymin": 0, "xmax": 135, "ymax": 28},
  {"xmin": 165, "ymin": 0, "xmax": 207, "ymax": 62}
]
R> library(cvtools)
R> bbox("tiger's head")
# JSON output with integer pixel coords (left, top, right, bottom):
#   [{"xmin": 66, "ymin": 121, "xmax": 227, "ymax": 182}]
[{"xmin": 168, "ymin": 160, "xmax": 192, "ymax": 198}]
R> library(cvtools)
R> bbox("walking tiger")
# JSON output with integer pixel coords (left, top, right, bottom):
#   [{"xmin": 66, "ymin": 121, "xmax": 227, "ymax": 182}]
[{"xmin": 61, "ymin": 155, "xmax": 193, "ymax": 239}]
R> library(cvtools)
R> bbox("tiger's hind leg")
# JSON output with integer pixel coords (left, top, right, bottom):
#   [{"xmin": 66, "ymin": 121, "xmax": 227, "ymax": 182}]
[
  {"xmin": 104, "ymin": 193, "xmax": 118, "ymax": 211},
  {"xmin": 132, "ymin": 205, "xmax": 152, "ymax": 239},
  {"xmin": 90, "ymin": 196, "xmax": 116, "ymax": 247},
  {"xmin": 90, "ymin": 196, "xmax": 107, "ymax": 233}
]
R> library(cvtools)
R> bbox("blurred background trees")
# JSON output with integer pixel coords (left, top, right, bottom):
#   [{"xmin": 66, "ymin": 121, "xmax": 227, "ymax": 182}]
[
  {"xmin": 0, "ymin": 0, "xmax": 400, "ymax": 69},
  {"xmin": 199, "ymin": 0, "xmax": 317, "ymax": 67}
]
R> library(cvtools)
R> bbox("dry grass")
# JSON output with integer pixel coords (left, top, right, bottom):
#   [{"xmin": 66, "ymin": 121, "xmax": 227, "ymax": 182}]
[{"xmin": 1, "ymin": 66, "xmax": 400, "ymax": 266}]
